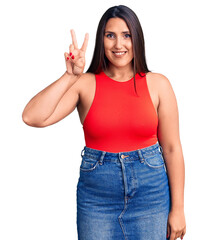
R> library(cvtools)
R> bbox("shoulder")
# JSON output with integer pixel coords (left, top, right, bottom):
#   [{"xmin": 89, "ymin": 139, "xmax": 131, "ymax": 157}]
[
  {"xmin": 147, "ymin": 73, "xmax": 178, "ymax": 119},
  {"xmin": 146, "ymin": 71, "xmax": 174, "ymax": 95},
  {"xmin": 73, "ymin": 72, "xmax": 95, "ymax": 86},
  {"xmin": 146, "ymin": 71, "xmax": 171, "ymax": 85},
  {"xmin": 74, "ymin": 72, "xmax": 96, "ymax": 95},
  {"xmin": 78, "ymin": 72, "xmax": 95, "ymax": 81}
]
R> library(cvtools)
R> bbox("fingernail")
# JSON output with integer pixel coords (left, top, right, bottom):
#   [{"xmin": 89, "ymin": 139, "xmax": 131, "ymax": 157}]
[
  {"xmin": 67, "ymin": 57, "xmax": 69, "ymax": 60},
  {"xmin": 72, "ymin": 55, "xmax": 74, "ymax": 59},
  {"xmin": 69, "ymin": 52, "xmax": 72, "ymax": 56}
]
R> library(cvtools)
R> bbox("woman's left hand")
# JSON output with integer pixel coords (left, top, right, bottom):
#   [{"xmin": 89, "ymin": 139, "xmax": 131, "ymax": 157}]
[{"xmin": 167, "ymin": 209, "xmax": 186, "ymax": 240}]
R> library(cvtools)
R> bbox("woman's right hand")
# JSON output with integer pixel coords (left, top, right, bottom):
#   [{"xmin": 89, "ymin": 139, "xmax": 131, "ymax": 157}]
[{"xmin": 64, "ymin": 29, "xmax": 89, "ymax": 76}]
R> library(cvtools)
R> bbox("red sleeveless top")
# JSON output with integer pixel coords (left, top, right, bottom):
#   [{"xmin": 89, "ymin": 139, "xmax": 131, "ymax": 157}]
[{"xmin": 82, "ymin": 71, "xmax": 158, "ymax": 153}]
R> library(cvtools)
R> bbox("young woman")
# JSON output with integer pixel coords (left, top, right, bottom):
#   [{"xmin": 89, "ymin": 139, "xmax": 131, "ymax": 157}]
[{"xmin": 22, "ymin": 5, "xmax": 186, "ymax": 240}]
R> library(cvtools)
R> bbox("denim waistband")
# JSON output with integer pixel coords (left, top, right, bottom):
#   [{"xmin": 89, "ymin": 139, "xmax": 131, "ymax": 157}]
[{"xmin": 81, "ymin": 141, "xmax": 163, "ymax": 163}]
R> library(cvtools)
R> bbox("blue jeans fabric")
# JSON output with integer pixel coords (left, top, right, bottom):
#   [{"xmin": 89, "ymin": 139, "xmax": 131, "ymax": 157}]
[{"xmin": 76, "ymin": 142, "xmax": 171, "ymax": 240}]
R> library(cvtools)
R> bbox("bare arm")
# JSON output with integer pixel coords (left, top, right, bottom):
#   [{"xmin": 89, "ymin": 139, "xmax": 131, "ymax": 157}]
[
  {"xmin": 22, "ymin": 29, "xmax": 89, "ymax": 127},
  {"xmin": 22, "ymin": 72, "xmax": 80, "ymax": 127},
  {"xmin": 156, "ymin": 73, "xmax": 186, "ymax": 240}
]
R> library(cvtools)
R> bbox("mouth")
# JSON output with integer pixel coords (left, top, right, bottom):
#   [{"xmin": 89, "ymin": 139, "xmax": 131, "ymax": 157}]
[{"xmin": 112, "ymin": 51, "xmax": 127, "ymax": 56}]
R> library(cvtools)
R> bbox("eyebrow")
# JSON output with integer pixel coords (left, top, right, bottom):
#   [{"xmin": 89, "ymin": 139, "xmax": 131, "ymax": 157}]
[{"xmin": 104, "ymin": 31, "xmax": 130, "ymax": 34}]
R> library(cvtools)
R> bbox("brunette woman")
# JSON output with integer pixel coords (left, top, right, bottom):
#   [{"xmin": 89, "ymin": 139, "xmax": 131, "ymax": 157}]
[{"xmin": 22, "ymin": 5, "xmax": 186, "ymax": 240}]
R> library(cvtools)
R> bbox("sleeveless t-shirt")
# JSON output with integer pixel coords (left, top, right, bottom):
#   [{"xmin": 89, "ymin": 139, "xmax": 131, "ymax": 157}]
[{"xmin": 82, "ymin": 71, "xmax": 158, "ymax": 153}]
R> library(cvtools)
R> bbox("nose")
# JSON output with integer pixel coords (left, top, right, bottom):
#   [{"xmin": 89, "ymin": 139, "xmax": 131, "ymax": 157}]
[{"xmin": 115, "ymin": 36, "xmax": 122, "ymax": 49}]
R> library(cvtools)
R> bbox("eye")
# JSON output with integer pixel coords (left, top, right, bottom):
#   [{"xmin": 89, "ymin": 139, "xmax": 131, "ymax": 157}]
[
  {"xmin": 106, "ymin": 33, "xmax": 115, "ymax": 39},
  {"xmin": 124, "ymin": 34, "xmax": 131, "ymax": 39}
]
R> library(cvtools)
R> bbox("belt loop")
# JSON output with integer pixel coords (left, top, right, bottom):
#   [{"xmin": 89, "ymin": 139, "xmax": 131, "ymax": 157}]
[
  {"xmin": 99, "ymin": 151, "xmax": 106, "ymax": 165},
  {"xmin": 137, "ymin": 149, "xmax": 144, "ymax": 163},
  {"xmin": 81, "ymin": 146, "xmax": 86, "ymax": 157}
]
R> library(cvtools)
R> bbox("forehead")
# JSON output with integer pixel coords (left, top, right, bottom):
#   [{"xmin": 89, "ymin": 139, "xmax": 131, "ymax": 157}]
[{"xmin": 105, "ymin": 18, "xmax": 130, "ymax": 32}]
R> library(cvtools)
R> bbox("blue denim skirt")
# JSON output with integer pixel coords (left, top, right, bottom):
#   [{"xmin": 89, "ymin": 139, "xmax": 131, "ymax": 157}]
[{"xmin": 76, "ymin": 142, "xmax": 170, "ymax": 240}]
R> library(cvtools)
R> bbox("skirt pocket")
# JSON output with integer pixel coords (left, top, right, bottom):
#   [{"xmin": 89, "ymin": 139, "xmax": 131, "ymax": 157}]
[
  {"xmin": 80, "ymin": 155, "xmax": 99, "ymax": 172},
  {"xmin": 143, "ymin": 151, "xmax": 165, "ymax": 169}
]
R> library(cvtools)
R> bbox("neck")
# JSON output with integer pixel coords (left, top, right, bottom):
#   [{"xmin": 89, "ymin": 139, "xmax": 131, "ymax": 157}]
[{"xmin": 105, "ymin": 64, "xmax": 134, "ymax": 80}]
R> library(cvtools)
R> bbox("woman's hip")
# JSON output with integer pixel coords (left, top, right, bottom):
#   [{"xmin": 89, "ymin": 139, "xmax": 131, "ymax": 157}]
[{"xmin": 77, "ymin": 141, "xmax": 170, "ymax": 214}]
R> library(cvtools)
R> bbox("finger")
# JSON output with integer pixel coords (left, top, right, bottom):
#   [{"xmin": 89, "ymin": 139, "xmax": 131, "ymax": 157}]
[
  {"xmin": 167, "ymin": 224, "xmax": 170, "ymax": 239},
  {"xmin": 70, "ymin": 29, "xmax": 78, "ymax": 49},
  {"xmin": 69, "ymin": 44, "xmax": 72, "ymax": 53},
  {"xmin": 64, "ymin": 52, "xmax": 69, "ymax": 61},
  {"xmin": 69, "ymin": 44, "xmax": 74, "ymax": 55},
  {"xmin": 175, "ymin": 231, "xmax": 182, "ymax": 239},
  {"xmin": 169, "ymin": 231, "xmax": 175, "ymax": 240},
  {"xmin": 181, "ymin": 228, "xmax": 186, "ymax": 239},
  {"xmin": 80, "ymin": 33, "xmax": 89, "ymax": 52}
]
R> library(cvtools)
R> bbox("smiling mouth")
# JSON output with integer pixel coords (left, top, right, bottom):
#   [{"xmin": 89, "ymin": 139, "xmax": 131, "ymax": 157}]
[{"xmin": 112, "ymin": 51, "xmax": 127, "ymax": 56}]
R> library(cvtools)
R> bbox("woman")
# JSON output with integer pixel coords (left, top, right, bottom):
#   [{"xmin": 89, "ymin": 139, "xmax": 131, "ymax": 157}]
[{"xmin": 22, "ymin": 5, "xmax": 186, "ymax": 240}]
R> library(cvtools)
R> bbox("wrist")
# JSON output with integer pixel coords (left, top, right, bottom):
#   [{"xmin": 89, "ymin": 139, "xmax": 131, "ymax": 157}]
[
  {"xmin": 170, "ymin": 205, "xmax": 184, "ymax": 213},
  {"xmin": 65, "ymin": 70, "xmax": 73, "ymax": 76},
  {"xmin": 65, "ymin": 70, "xmax": 82, "ymax": 78}
]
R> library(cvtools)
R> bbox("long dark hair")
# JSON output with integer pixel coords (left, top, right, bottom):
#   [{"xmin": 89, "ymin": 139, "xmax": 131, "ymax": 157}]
[{"xmin": 86, "ymin": 5, "xmax": 151, "ymax": 96}]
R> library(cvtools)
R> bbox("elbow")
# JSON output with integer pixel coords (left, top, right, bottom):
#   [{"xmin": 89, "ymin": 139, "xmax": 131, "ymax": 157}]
[
  {"xmin": 22, "ymin": 111, "xmax": 30, "ymax": 125},
  {"xmin": 22, "ymin": 114, "xmax": 33, "ymax": 127},
  {"xmin": 161, "ymin": 143, "xmax": 183, "ymax": 156},
  {"xmin": 22, "ymin": 112, "xmax": 45, "ymax": 128}
]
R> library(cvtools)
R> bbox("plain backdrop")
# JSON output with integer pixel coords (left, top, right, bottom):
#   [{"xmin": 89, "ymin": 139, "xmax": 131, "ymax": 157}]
[{"xmin": 0, "ymin": 0, "xmax": 207, "ymax": 239}]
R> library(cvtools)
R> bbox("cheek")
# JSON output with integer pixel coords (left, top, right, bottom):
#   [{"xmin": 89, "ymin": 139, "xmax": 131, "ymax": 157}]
[
  {"xmin": 127, "ymin": 43, "xmax": 134, "ymax": 57},
  {"xmin": 104, "ymin": 39, "xmax": 111, "ymax": 50},
  {"xmin": 126, "ymin": 41, "xmax": 133, "ymax": 51}
]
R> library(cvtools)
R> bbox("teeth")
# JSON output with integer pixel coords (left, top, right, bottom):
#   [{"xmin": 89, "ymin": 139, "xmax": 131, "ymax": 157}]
[{"xmin": 113, "ymin": 52, "xmax": 126, "ymax": 55}]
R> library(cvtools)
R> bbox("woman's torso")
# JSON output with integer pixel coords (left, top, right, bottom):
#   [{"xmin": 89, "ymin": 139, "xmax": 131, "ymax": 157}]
[
  {"xmin": 77, "ymin": 71, "xmax": 159, "ymax": 126},
  {"xmin": 76, "ymin": 71, "xmax": 161, "ymax": 152}
]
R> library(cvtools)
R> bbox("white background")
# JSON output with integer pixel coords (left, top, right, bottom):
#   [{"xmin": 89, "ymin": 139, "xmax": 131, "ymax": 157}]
[{"xmin": 0, "ymin": 0, "xmax": 207, "ymax": 239}]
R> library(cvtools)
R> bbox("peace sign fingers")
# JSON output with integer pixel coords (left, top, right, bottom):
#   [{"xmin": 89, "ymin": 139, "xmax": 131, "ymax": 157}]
[
  {"xmin": 80, "ymin": 33, "xmax": 89, "ymax": 52},
  {"xmin": 70, "ymin": 29, "xmax": 78, "ymax": 49},
  {"xmin": 66, "ymin": 29, "xmax": 89, "ymax": 75}
]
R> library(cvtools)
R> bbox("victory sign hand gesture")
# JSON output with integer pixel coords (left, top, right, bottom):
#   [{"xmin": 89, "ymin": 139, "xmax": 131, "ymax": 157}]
[{"xmin": 64, "ymin": 29, "xmax": 89, "ymax": 75}]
